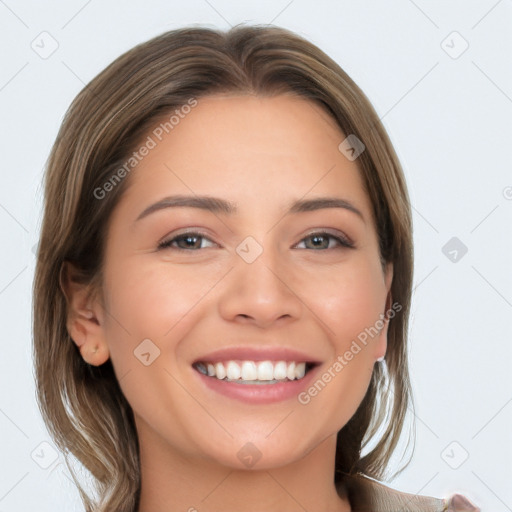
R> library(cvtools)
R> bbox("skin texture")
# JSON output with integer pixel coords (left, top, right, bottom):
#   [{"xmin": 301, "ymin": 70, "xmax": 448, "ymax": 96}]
[{"xmin": 64, "ymin": 94, "xmax": 393, "ymax": 512}]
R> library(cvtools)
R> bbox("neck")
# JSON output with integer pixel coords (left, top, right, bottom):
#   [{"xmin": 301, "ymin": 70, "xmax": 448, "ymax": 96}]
[{"xmin": 136, "ymin": 424, "xmax": 351, "ymax": 512}]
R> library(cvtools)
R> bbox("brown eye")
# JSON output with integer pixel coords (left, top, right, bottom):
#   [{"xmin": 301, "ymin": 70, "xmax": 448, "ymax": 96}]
[{"xmin": 158, "ymin": 232, "xmax": 216, "ymax": 251}]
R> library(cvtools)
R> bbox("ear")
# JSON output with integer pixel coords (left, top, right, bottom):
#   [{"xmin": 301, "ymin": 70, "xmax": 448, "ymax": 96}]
[
  {"xmin": 59, "ymin": 261, "xmax": 110, "ymax": 366},
  {"xmin": 375, "ymin": 262, "xmax": 393, "ymax": 362}
]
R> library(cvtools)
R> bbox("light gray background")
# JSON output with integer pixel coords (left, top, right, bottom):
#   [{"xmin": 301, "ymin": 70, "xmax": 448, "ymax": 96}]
[{"xmin": 1, "ymin": 1, "xmax": 511, "ymax": 510}]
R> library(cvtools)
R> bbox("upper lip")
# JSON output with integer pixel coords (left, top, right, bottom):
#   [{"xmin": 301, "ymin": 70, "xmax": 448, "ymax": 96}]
[{"xmin": 192, "ymin": 346, "xmax": 323, "ymax": 365}]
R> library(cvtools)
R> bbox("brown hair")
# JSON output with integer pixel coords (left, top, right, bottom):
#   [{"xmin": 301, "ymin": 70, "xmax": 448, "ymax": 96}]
[{"xmin": 33, "ymin": 24, "xmax": 414, "ymax": 512}]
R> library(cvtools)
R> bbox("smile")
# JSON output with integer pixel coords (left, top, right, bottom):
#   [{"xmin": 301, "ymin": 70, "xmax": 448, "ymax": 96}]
[{"xmin": 193, "ymin": 360, "xmax": 315, "ymax": 384}]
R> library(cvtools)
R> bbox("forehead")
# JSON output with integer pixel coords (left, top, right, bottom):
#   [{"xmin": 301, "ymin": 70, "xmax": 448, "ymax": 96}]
[
  {"xmin": 148, "ymin": 94, "xmax": 346, "ymax": 166},
  {"xmin": 120, "ymin": 94, "xmax": 372, "ymax": 220}
]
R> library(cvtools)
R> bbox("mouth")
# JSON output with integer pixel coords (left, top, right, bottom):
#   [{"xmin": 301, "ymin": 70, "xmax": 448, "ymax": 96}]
[
  {"xmin": 191, "ymin": 347, "xmax": 323, "ymax": 404},
  {"xmin": 192, "ymin": 360, "xmax": 318, "ymax": 385}
]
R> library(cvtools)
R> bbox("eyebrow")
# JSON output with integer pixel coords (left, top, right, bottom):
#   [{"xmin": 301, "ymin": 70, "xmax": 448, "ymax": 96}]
[{"xmin": 134, "ymin": 194, "xmax": 365, "ymax": 223}]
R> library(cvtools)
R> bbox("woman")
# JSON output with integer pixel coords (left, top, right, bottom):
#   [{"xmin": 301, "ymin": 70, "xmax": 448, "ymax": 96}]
[{"xmin": 32, "ymin": 25, "xmax": 479, "ymax": 512}]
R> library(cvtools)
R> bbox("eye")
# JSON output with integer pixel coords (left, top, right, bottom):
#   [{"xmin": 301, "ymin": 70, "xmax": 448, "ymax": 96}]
[
  {"xmin": 295, "ymin": 231, "xmax": 354, "ymax": 250},
  {"xmin": 157, "ymin": 231, "xmax": 216, "ymax": 251},
  {"xmin": 157, "ymin": 230, "xmax": 354, "ymax": 252}
]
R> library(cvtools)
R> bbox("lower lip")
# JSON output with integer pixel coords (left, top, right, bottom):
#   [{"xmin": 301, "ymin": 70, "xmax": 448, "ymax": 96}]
[{"xmin": 193, "ymin": 365, "xmax": 320, "ymax": 404}]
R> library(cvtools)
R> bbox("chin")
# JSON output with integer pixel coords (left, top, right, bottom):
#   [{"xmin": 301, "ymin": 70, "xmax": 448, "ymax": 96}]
[{"xmin": 197, "ymin": 431, "xmax": 314, "ymax": 471}]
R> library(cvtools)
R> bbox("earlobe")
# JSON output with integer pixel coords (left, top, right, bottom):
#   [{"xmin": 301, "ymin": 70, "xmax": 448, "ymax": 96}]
[
  {"xmin": 375, "ymin": 310, "xmax": 389, "ymax": 362},
  {"xmin": 78, "ymin": 342, "xmax": 109, "ymax": 366},
  {"xmin": 59, "ymin": 261, "xmax": 110, "ymax": 366}
]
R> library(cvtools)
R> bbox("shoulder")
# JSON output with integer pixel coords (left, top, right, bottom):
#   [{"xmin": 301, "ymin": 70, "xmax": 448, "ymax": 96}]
[{"xmin": 339, "ymin": 473, "xmax": 480, "ymax": 512}]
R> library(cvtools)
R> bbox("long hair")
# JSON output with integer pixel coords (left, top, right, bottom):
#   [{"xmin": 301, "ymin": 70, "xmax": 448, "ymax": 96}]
[{"xmin": 33, "ymin": 24, "xmax": 414, "ymax": 511}]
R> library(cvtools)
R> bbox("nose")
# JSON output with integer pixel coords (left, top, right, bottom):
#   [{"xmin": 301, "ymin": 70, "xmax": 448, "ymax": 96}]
[{"xmin": 217, "ymin": 247, "xmax": 303, "ymax": 329}]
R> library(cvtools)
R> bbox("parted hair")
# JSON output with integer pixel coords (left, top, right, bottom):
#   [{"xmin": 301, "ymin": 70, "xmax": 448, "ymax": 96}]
[{"xmin": 33, "ymin": 24, "xmax": 414, "ymax": 512}]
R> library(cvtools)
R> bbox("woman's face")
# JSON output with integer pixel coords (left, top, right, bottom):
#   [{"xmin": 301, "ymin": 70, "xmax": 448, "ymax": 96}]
[{"xmin": 97, "ymin": 94, "xmax": 392, "ymax": 470}]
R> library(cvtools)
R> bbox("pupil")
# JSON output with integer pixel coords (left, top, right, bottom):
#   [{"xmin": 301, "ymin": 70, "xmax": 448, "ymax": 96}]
[
  {"xmin": 184, "ymin": 236, "xmax": 198, "ymax": 248},
  {"xmin": 311, "ymin": 235, "xmax": 326, "ymax": 248}
]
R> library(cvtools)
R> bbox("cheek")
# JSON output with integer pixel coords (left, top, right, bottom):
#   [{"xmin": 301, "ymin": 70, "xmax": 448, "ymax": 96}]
[
  {"xmin": 307, "ymin": 257, "xmax": 386, "ymax": 346},
  {"xmin": 297, "ymin": 259, "xmax": 386, "ymax": 427},
  {"xmin": 303, "ymin": 258, "xmax": 384, "ymax": 392},
  {"xmin": 99, "ymin": 260, "xmax": 220, "ymax": 441},
  {"xmin": 100, "ymin": 257, "xmax": 230, "ymax": 403},
  {"xmin": 103, "ymin": 259, "xmax": 223, "ymax": 341}
]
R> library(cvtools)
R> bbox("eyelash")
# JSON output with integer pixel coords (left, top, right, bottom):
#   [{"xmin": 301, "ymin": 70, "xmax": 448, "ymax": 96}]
[{"xmin": 157, "ymin": 230, "xmax": 355, "ymax": 251}]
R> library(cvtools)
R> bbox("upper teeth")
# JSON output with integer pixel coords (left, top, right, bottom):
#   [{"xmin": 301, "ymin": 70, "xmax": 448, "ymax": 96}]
[{"xmin": 195, "ymin": 360, "xmax": 307, "ymax": 382}]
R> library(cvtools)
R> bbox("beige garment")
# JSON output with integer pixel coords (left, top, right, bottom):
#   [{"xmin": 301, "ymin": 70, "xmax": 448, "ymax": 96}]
[{"xmin": 339, "ymin": 473, "xmax": 480, "ymax": 511}]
